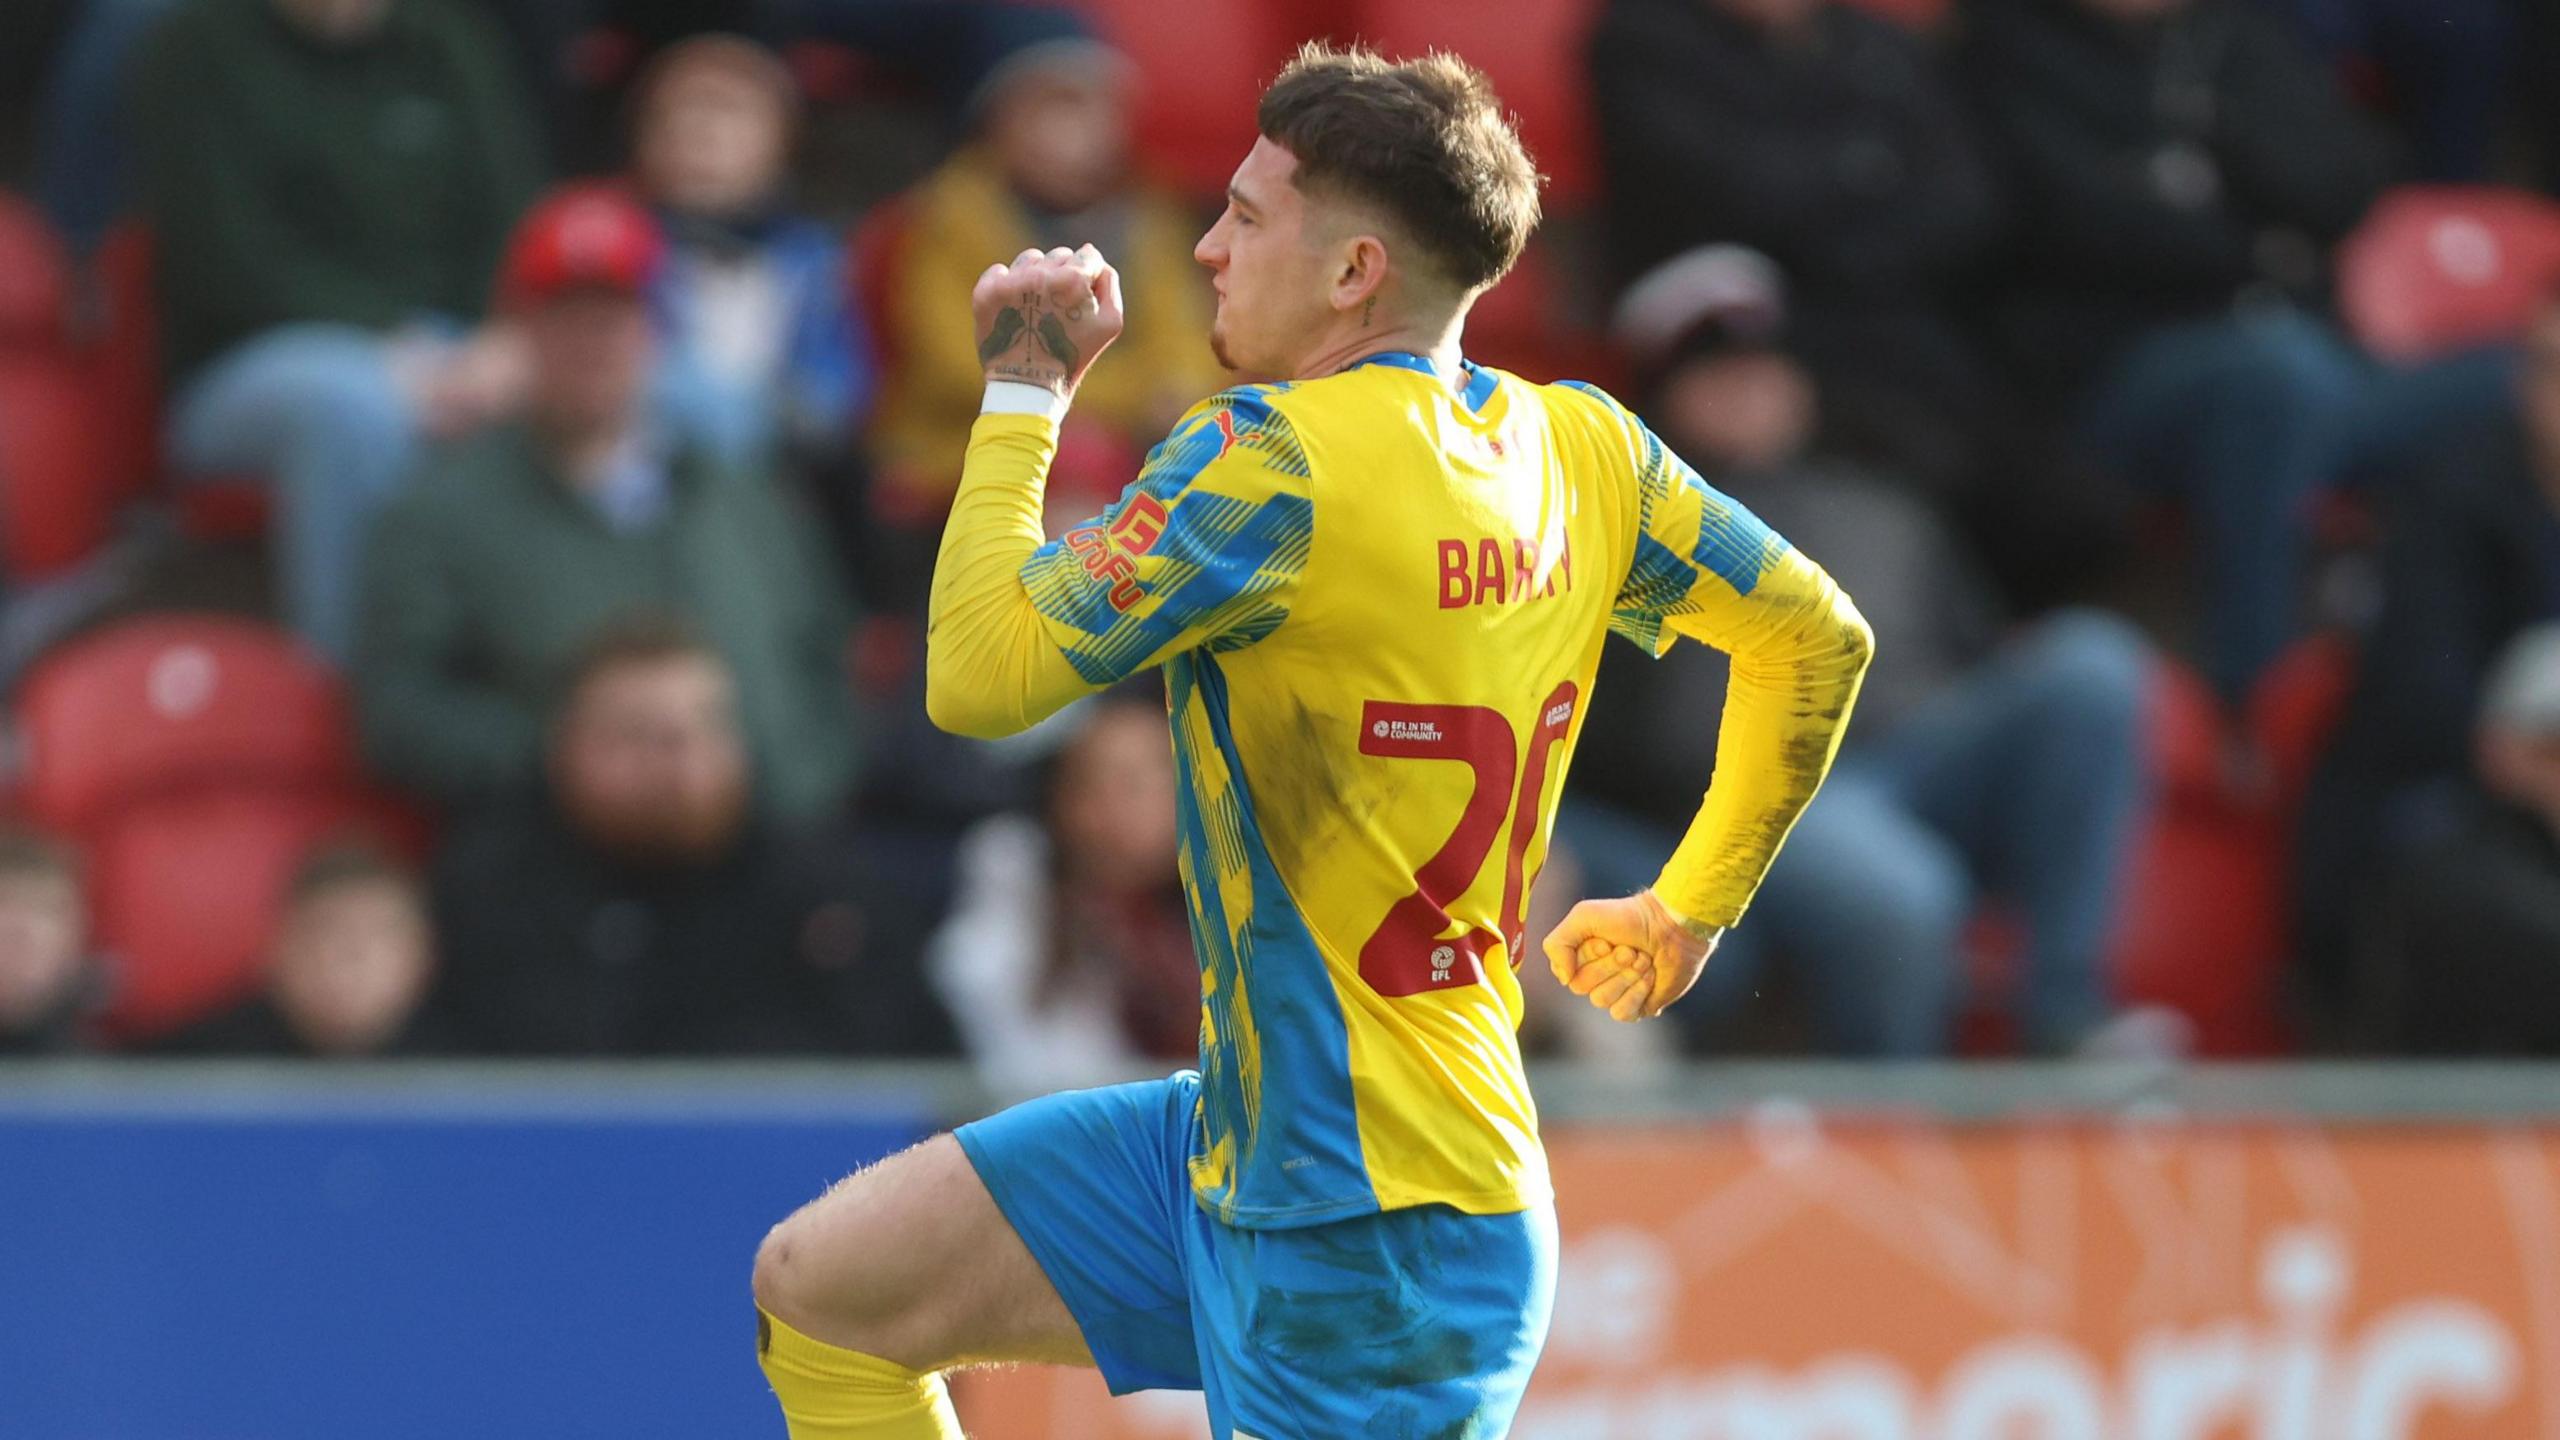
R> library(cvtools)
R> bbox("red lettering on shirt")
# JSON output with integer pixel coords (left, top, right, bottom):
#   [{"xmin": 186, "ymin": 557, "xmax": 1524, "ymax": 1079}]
[
  {"xmin": 1434, "ymin": 533, "xmax": 1575, "ymax": 609},
  {"xmin": 1065, "ymin": 493, "xmax": 1171, "ymax": 614},
  {"xmin": 1438, "ymin": 539, "xmax": 1473, "ymax": 608},
  {"xmin": 1107, "ymin": 493, "xmax": 1168, "ymax": 556}
]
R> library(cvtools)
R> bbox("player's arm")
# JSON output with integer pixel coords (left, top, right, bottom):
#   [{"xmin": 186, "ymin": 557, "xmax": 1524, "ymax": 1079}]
[
  {"xmin": 1647, "ymin": 533, "xmax": 1871, "ymax": 926},
  {"xmin": 925, "ymin": 246, "xmax": 1311, "ymax": 738},
  {"xmin": 1545, "ymin": 396, "xmax": 1874, "ymax": 1021}
]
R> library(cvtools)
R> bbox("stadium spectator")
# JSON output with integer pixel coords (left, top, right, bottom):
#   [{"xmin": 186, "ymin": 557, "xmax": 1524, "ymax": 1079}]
[
  {"xmin": 41, "ymin": 0, "xmax": 591, "ymax": 253},
  {"xmin": 2295, "ymin": 295, "xmax": 2560, "ymax": 1025},
  {"xmin": 0, "ymin": 829, "xmax": 94, "ymax": 1055},
  {"xmin": 628, "ymin": 33, "xmax": 872, "ymax": 470},
  {"xmin": 863, "ymin": 8, "xmax": 1220, "ymax": 566},
  {"xmin": 1586, "ymin": 0, "xmax": 2009, "ymax": 506},
  {"xmin": 928, "ymin": 690, "xmax": 1196, "ymax": 1099},
  {"xmin": 158, "ymin": 841, "xmax": 447, "ymax": 1057},
  {"xmin": 1961, "ymin": 0, "xmax": 2387, "ymax": 704},
  {"xmin": 126, "ymin": 0, "xmax": 543, "ymax": 662},
  {"xmin": 2369, "ymin": 625, "xmax": 2560, "ymax": 1053},
  {"xmin": 354, "ymin": 184, "xmax": 859, "ymax": 824},
  {"xmin": 428, "ymin": 618, "xmax": 945, "ymax": 1056},
  {"xmin": 35, "ymin": 0, "xmax": 184, "ymax": 256},
  {"xmin": 2273, "ymin": 0, "xmax": 2511, "ymax": 182},
  {"xmin": 1561, "ymin": 250, "xmax": 2173, "ymax": 1057}
]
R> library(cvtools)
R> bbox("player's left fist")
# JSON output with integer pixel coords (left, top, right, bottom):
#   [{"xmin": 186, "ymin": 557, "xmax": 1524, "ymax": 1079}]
[
  {"xmin": 973, "ymin": 244, "xmax": 1125, "ymax": 399},
  {"xmin": 1541, "ymin": 890, "xmax": 1720, "ymax": 1023}
]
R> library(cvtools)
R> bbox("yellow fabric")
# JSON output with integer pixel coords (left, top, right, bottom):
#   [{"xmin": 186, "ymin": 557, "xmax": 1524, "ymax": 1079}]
[
  {"xmin": 756, "ymin": 1307, "xmax": 962, "ymax": 1439},
  {"xmin": 868, "ymin": 149, "xmax": 1222, "ymax": 507},
  {"xmin": 925, "ymin": 358, "xmax": 1870, "ymax": 1226},
  {"xmin": 923, "ymin": 415, "xmax": 1092, "ymax": 737}
]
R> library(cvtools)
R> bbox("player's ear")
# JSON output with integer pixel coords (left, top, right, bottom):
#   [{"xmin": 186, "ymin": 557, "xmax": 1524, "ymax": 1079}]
[{"xmin": 1330, "ymin": 233, "xmax": 1390, "ymax": 316}]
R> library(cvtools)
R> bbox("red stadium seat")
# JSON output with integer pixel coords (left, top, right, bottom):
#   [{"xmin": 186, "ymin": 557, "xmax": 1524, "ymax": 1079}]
[
  {"xmin": 1346, "ymin": 0, "xmax": 1602, "ymax": 204},
  {"xmin": 81, "ymin": 225, "xmax": 268, "ymax": 537},
  {"xmin": 13, "ymin": 616, "xmax": 358, "ymax": 833},
  {"xmin": 2099, "ymin": 643, "xmax": 2355, "ymax": 1058},
  {"xmin": 175, "ymin": 481, "xmax": 273, "ymax": 542},
  {"xmin": 2247, "ymin": 630, "xmax": 2357, "ymax": 803},
  {"xmin": 2338, "ymin": 185, "xmax": 2560, "ymax": 362},
  {"xmin": 84, "ymin": 788, "xmax": 398, "ymax": 1042},
  {"xmin": 1078, "ymin": 0, "xmax": 1311, "ymax": 196},
  {"xmin": 87, "ymin": 223, "xmax": 167, "ymax": 507},
  {"xmin": 2108, "ymin": 795, "xmax": 2291, "ymax": 1057},
  {"xmin": 0, "ymin": 192, "xmax": 69, "ymax": 353},
  {"xmin": 0, "ymin": 355, "xmax": 118, "ymax": 582}
]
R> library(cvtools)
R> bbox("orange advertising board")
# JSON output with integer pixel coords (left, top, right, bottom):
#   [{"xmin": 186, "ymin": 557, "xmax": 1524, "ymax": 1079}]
[{"xmin": 955, "ymin": 1112, "xmax": 2560, "ymax": 1437}]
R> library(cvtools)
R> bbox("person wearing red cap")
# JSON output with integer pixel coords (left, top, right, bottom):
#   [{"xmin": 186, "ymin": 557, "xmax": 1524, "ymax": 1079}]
[{"xmin": 351, "ymin": 185, "xmax": 860, "ymax": 829}]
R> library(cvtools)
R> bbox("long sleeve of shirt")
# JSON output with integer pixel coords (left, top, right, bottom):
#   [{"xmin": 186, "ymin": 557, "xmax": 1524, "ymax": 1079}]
[
  {"xmin": 924, "ymin": 413, "xmax": 1097, "ymax": 738},
  {"xmin": 927, "ymin": 389, "xmax": 1313, "ymax": 738},
  {"xmin": 1650, "ymin": 543, "xmax": 1873, "ymax": 927},
  {"xmin": 1580, "ymin": 389, "xmax": 1875, "ymax": 928}
]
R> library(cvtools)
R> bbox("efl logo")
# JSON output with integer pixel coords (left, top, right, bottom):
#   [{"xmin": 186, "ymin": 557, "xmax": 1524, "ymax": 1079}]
[
  {"xmin": 1063, "ymin": 494, "xmax": 1169, "ymax": 612},
  {"xmin": 1371, "ymin": 718, "xmax": 1445, "ymax": 744}
]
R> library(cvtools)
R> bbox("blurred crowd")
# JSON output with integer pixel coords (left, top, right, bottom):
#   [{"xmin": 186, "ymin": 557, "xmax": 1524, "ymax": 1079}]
[{"xmin": 4, "ymin": 0, "xmax": 2560, "ymax": 1075}]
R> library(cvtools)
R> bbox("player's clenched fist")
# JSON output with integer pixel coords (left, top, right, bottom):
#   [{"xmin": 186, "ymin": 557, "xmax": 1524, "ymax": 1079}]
[
  {"xmin": 973, "ymin": 243, "xmax": 1125, "ymax": 399},
  {"xmin": 1540, "ymin": 890, "xmax": 1721, "ymax": 1023}
]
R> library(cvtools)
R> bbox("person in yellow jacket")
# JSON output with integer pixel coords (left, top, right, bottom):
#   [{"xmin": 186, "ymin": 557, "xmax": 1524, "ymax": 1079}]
[{"xmin": 867, "ymin": 17, "xmax": 1221, "ymax": 535}]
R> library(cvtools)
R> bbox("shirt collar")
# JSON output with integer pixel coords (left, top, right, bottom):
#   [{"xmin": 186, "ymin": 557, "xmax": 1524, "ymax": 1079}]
[{"xmin": 1344, "ymin": 350, "xmax": 1499, "ymax": 415}]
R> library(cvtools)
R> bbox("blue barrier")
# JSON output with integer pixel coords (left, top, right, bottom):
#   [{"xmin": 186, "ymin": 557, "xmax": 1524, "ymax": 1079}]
[
  {"xmin": 20, "ymin": 1058, "xmax": 2560, "ymax": 1439},
  {"xmin": 0, "ymin": 1068, "xmax": 939, "ymax": 1440}
]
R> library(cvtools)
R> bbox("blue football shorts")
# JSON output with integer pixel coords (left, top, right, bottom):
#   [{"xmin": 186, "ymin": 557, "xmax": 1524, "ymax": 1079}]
[{"xmin": 954, "ymin": 1071, "xmax": 1556, "ymax": 1438}]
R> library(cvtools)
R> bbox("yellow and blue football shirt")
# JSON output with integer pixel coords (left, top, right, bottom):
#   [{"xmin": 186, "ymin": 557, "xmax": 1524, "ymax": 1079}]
[{"xmin": 929, "ymin": 352, "xmax": 1870, "ymax": 1229}]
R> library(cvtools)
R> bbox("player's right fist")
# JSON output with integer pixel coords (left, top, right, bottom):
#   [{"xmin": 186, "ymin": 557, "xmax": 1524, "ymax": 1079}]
[
  {"xmin": 973, "ymin": 244, "xmax": 1125, "ymax": 400},
  {"xmin": 1541, "ymin": 890, "xmax": 1720, "ymax": 1023}
]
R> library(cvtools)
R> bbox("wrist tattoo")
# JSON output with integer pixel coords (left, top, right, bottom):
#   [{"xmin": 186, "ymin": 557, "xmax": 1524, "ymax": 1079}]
[{"xmin": 980, "ymin": 287, "xmax": 1083, "ymax": 389}]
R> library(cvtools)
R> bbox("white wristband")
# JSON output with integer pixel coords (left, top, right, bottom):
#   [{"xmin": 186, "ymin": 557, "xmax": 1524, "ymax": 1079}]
[
  {"xmin": 981, "ymin": 380, "xmax": 1070, "ymax": 423},
  {"xmin": 1651, "ymin": 892, "xmax": 1724, "ymax": 944}
]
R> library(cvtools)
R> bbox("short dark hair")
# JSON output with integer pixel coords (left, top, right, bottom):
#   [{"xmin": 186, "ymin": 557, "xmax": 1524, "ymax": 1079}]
[
  {"xmin": 629, "ymin": 33, "xmax": 801, "ymax": 141},
  {"xmin": 1256, "ymin": 43, "xmax": 1542, "ymax": 293},
  {"xmin": 287, "ymin": 838, "xmax": 419, "ymax": 907},
  {"xmin": 0, "ymin": 827, "xmax": 76, "ymax": 884},
  {"xmin": 552, "ymin": 611, "xmax": 726, "ymax": 716}
]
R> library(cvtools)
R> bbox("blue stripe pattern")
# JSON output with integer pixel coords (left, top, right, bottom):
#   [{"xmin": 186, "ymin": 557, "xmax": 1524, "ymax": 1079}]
[
  {"xmin": 1169, "ymin": 654, "xmax": 1371, "ymax": 1225},
  {"xmin": 1019, "ymin": 387, "xmax": 1315, "ymax": 685},
  {"xmin": 1555, "ymin": 380, "xmax": 1791, "ymax": 649}
]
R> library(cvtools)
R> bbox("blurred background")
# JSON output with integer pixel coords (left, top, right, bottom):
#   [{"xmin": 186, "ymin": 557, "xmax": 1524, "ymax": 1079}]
[{"xmin": 3, "ymin": 0, "xmax": 2560, "ymax": 1434}]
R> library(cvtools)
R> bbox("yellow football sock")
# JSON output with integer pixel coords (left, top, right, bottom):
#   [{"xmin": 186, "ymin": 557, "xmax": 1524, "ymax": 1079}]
[{"xmin": 756, "ymin": 1307, "xmax": 963, "ymax": 1439}]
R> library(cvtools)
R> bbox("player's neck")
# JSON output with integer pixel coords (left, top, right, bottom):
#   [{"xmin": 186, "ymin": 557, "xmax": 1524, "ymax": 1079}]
[{"xmin": 1299, "ymin": 315, "xmax": 1467, "ymax": 394}]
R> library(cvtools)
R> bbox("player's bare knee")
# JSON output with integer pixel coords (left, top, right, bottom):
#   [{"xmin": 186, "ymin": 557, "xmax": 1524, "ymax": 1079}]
[
  {"xmin": 750, "ymin": 1216, "xmax": 812, "ymax": 1321},
  {"xmin": 751, "ymin": 1179, "xmax": 949, "ymax": 1365}
]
